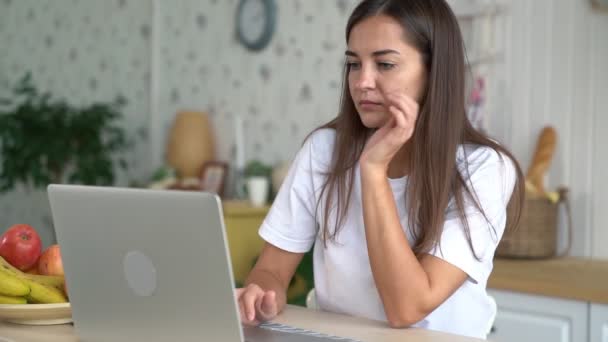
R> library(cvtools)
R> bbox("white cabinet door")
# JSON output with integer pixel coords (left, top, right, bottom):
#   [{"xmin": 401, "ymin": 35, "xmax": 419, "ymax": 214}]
[
  {"xmin": 591, "ymin": 303, "xmax": 608, "ymax": 342},
  {"xmin": 488, "ymin": 289, "xmax": 588, "ymax": 342}
]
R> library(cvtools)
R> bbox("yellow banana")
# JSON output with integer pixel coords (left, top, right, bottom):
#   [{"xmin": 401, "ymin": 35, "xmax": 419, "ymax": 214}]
[
  {"xmin": 0, "ymin": 294, "xmax": 27, "ymax": 304},
  {"xmin": 0, "ymin": 267, "xmax": 30, "ymax": 297},
  {"xmin": 0, "ymin": 256, "xmax": 65, "ymax": 291},
  {"xmin": 24, "ymin": 279, "xmax": 68, "ymax": 304},
  {"xmin": 0, "ymin": 255, "xmax": 23, "ymax": 273},
  {"xmin": 24, "ymin": 274, "xmax": 64, "ymax": 291},
  {"xmin": 0, "ymin": 256, "xmax": 69, "ymax": 303}
]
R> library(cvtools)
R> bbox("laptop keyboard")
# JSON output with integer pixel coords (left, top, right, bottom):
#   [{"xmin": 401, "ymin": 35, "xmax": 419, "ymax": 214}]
[{"xmin": 258, "ymin": 322, "xmax": 362, "ymax": 342}]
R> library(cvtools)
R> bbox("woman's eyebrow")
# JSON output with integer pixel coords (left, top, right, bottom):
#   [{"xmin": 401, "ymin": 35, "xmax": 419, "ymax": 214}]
[{"xmin": 345, "ymin": 49, "xmax": 400, "ymax": 57}]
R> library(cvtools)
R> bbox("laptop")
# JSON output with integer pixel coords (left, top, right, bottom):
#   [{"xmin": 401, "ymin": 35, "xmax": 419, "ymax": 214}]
[{"xmin": 48, "ymin": 185, "xmax": 351, "ymax": 342}]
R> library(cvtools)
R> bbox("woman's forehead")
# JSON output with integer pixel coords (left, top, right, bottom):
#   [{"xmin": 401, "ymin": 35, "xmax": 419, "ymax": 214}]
[{"xmin": 347, "ymin": 15, "xmax": 411, "ymax": 52}]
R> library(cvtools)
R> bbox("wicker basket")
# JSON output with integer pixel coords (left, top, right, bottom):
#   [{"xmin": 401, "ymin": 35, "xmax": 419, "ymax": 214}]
[{"xmin": 496, "ymin": 187, "xmax": 571, "ymax": 259}]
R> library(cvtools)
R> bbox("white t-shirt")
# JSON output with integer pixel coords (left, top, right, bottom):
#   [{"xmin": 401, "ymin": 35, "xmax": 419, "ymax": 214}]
[{"xmin": 259, "ymin": 128, "xmax": 516, "ymax": 339}]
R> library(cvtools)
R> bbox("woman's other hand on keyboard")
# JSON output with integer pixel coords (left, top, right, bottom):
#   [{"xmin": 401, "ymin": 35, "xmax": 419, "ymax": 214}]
[{"xmin": 236, "ymin": 284, "xmax": 279, "ymax": 326}]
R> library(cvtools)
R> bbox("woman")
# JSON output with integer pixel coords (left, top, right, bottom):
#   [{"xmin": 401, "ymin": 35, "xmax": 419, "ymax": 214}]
[{"xmin": 236, "ymin": 0, "xmax": 524, "ymax": 338}]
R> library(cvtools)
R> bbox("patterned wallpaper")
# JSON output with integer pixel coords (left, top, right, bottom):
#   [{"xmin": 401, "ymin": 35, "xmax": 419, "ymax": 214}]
[
  {"xmin": 154, "ymin": 0, "xmax": 356, "ymax": 168},
  {"xmin": 0, "ymin": 0, "xmax": 357, "ymax": 245},
  {"xmin": 0, "ymin": 0, "xmax": 153, "ymax": 246},
  {"xmin": 0, "ymin": 0, "xmax": 492, "ymax": 247}
]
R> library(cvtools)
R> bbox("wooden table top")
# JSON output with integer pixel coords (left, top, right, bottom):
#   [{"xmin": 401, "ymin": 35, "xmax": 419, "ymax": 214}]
[
  {"xmin": 489, "ymin": 256, "xmax": 608, "ymax": 304},
  {"xmin": 0, "ymin": 305, "xmax": 481, "ymax": 342}
]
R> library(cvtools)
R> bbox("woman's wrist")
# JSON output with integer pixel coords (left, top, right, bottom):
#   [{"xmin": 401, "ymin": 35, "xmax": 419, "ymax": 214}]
[{"xmin": 360, "ymin": 162, "xmax": 388, "ymax": 181}]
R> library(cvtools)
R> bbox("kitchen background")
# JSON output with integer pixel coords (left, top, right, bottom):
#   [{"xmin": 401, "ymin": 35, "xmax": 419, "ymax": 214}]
[{"xmin": 0, "ymin": 0, "xmax": 606, "ymax": 262}]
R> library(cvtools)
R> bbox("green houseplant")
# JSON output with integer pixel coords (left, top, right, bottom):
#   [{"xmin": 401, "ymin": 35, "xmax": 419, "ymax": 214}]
[
  {"xmin": 0, "ymin": 73, "xmax": 131, "ymax": 191},
  {"xmin": 243, "ymin": 160, "xmax": 272, "ymax": 180},
  {"xmin": 243, "ymin": 160, "xmax": 274, "ymax": 205}
]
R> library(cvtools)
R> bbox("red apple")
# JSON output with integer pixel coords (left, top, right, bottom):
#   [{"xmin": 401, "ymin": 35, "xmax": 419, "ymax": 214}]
[
  {"xmin": 38, "ymin": 244, "xmax": 65, "ymax": 276},
  {"xmin": 0, "ymin": 224, "xmax": 43, "ymax": 271}
]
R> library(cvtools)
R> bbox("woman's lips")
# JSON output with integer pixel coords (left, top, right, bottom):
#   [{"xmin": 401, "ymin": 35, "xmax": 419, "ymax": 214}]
[{"xmin": 359, "ymin": 100, "xmax": 383, "ymax": 110}]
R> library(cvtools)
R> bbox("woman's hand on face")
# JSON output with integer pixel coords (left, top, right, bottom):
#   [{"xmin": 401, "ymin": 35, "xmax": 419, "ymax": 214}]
[
  {"xmin": 360, "ymin": 85, "xmax": 419, "ymax": 171},
  {"xmin": 236, "ymin": 284, "xmax": 279, "ymax": 326}
]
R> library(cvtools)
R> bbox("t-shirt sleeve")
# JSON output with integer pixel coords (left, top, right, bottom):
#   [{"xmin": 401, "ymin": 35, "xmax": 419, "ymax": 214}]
[
  {"xmin": 430, "ymin": 147, "xmax": 517, "ymax": 283},
  {"xmin": 258, "ymin": 132, "xmax": 327, "ymax": 253}
]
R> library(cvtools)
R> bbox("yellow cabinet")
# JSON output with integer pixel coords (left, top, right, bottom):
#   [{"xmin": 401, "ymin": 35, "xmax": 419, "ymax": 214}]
[
  {"xmin": 222, "ymin": 200, "xmax": 270, "ymax": 285},
  {"xmin": 222, "ymin": 200, "xmax": 312, "ymax": 304}
]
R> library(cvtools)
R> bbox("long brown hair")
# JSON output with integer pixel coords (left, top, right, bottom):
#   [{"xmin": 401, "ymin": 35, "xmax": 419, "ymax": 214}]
[{"xmin": 313, "ymin": 0, "xmax": 524, "ymax": 259}]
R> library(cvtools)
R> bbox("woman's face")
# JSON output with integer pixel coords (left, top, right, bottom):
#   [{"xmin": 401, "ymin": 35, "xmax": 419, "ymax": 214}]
[{"xmin": 346, "ymin": 15, "xmax": 427, "ymax": 129}]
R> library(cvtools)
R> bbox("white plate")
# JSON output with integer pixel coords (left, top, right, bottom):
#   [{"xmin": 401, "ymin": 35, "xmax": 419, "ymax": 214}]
[{"xmin": 0, "ymin": 303, "xmax": 71, "ymax": 325}]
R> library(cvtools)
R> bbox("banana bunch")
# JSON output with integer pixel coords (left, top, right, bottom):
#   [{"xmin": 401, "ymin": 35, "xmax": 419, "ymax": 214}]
[{"xmin": 0, "ymin": 256, "xmax": 68, "ymax": 304}]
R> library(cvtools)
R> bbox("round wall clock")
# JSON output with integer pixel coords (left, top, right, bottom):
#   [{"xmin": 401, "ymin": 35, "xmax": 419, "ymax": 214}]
[{"xmin": 236, "ymin": 0, "xmax": 277, "ymax": 51}]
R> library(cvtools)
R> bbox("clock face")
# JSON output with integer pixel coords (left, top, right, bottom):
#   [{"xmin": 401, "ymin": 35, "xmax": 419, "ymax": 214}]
[
  {"xmin": 237, "ymin": 0, "xmax": 276, "ymax": 51},
  {"xmin": 240, "ymin": 0, "xmax": 266, "ymax": 43}
]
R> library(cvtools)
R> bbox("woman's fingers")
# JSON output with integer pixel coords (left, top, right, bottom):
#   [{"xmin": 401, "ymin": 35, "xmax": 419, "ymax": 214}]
[
  {"xmin": 385, "ymin": 92, "xmax": 418, "ymax": 125},
  {"xmin": 236, "ymin": 285, "xmax": 280, "ymax": 326},
  {"xmin": 388, "ymin": 105, "xmax": 407, "ymax": 128},
  {"xmin": 238, "ymin": 284, "xmax": 265, "ymax": 324},
  {"xmin": 236, "ymin": 287, "xmax": 256, "ymax": 325},
  {"xmin": 259, "ymin": 290, "xmax": 278, "ymax": 319},
  {"xmin": 238, "ymin": 297, "xmax": 249, "ymax": 324},
  {"xmin": 243, "ymin": 289, "xmax": 261, "ymax": 321},
  {"xmin": 377, "ymin": 83, "xmax": 418, "ymax": 122}
]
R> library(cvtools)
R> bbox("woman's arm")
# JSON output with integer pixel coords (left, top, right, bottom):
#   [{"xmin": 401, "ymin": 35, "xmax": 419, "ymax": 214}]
[
  {"xmin": 238, "ymin": 242, "xmax": 304, "ymax": 325},
  {"xmin": 360, "ymin": 165, "xmax": 467, "ymax": 328},
  {"xmin": 358, "ymin": 90, "xmax": 467, "ymax": 327}
]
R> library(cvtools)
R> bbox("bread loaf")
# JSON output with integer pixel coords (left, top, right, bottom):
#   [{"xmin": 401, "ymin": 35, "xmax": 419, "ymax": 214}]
[{"xmin": 526, "ymin": 126, "xmax": 557, "ymax": 193}]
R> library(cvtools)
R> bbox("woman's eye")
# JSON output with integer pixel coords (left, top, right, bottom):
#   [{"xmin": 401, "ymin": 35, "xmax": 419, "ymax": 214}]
[
  {"xmin": 378, "ymin": 62, "xmax": 395, "ymax": 71},
  {"xmin": 347, "ymin": 61, "xmax": 361, "ymax": 70}
]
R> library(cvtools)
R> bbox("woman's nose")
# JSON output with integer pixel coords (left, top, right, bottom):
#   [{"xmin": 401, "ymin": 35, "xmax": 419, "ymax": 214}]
[{"xmin": 355, "ymin": 67, "xmax": 376, "ymax": 90}]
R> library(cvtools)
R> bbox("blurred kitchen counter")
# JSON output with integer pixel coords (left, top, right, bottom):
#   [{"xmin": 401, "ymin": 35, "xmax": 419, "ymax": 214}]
[{"xmin": 489, "ymin": 257, "xmax": 608, "ymax": 304}]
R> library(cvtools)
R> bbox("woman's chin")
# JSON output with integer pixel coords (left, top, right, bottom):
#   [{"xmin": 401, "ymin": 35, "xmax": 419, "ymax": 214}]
[{"xmin": 358, "ymin": 111, "xmax": 387, "ymax": 128}]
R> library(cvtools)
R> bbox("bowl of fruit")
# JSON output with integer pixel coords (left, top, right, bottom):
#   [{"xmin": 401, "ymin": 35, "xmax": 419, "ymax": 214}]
[{"xmin": 0, "ymin": 224, "xmax": 71, "ymax": 325}]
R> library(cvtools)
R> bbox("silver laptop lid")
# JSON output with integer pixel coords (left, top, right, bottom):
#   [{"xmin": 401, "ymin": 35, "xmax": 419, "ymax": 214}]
[{"xmin": 48, "ymin": 185, "xmax": 243, "ymax": 342}]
